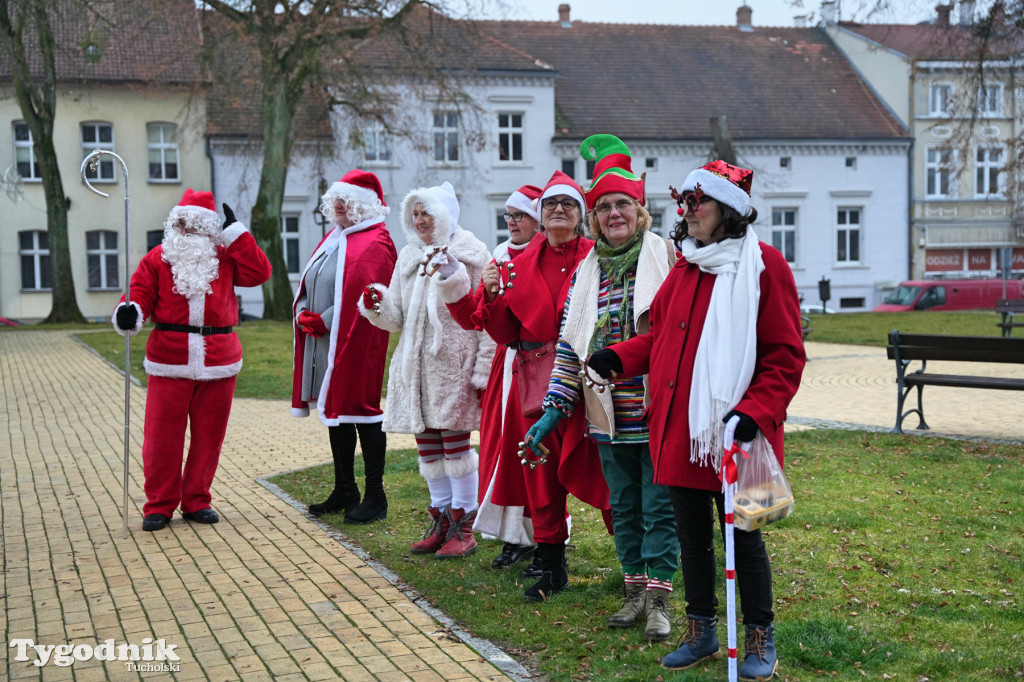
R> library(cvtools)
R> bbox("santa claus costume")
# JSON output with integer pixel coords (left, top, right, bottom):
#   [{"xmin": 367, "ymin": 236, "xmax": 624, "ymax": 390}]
[
  {"xmin": 468, "ymin": 171, "xmax": 611, "ymax": 602},
  {"xmin": 358, "ymin": 182, "xmax": 495, "ymax": 559},
  {"xmin": 291, "ymin": 169, "xmax": 397, "ymax": 524},
  {"xmin": 113, "ymin": 189, "xmax": 272, "ymax": 531},
  {"xmin": 439, "ymin": 184, "xmax": 542, "ymax": 570},
  {"xmin": 591, "ymin": 161, "xmax": 805, "ymax": 678}
]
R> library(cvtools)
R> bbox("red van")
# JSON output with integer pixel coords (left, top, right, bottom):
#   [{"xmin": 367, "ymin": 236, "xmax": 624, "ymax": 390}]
[{"xmin": 874, "ymin": 279, "xmax": 1024, "ymax": 312}]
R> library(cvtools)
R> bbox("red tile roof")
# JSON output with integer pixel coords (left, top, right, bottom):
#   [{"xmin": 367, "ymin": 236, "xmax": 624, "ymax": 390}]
[
  {"xmin": 0, "ymin": 0, "xmax": 204, "ymax": 86},
  {"xmin": 839, "ymin": 21, "xmax": 1024, "ymax": 60}
]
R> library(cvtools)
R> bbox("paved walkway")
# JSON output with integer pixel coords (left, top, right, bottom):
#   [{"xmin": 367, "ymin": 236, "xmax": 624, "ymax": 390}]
[{"xmin": 2, "ymin": 332, "xmax": 1022, "ymax": 681}]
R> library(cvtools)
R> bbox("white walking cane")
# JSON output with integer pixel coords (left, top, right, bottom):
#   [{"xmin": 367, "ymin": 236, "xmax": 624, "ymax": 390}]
[
  {"xmin": 81, "ymin": 150, "xmax": 132, "ymax": 539},
  {"xmin": 721, "ymin": 414, "xmax": 746, "ymax": 682}
]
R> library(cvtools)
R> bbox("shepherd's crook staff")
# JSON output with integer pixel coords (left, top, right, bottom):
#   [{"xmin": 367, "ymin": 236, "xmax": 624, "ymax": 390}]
[{"xmin": 81, "ymin": 150, "xmax": 132, "ymax": 539}]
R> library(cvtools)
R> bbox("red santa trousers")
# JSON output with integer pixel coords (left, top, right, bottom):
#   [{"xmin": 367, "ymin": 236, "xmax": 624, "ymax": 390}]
[{"xmin": 142, "ymin": 374, "xmax": 237, "ymax": 516}]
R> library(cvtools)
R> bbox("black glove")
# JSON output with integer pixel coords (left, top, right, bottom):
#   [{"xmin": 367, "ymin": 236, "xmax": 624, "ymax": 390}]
[
  {"xmin": 222, "ymin": 203, "xmax": 236, "ymax": 229},
  {"xmin": 586, "ymin": 348, "xmax": 623, "ymax": 380},
  {"xmin": 724, "ymin": 409, "xmax": 759, "ymax": 442},
  {"xmin": 114, "ymin": 303, "xmax": 139, "ymax": 331}
]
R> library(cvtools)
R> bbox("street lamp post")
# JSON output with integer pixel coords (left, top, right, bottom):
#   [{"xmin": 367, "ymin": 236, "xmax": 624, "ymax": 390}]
[{"xmin": 313, "ymin": 178, "xmax": 329, "ymax": 238}]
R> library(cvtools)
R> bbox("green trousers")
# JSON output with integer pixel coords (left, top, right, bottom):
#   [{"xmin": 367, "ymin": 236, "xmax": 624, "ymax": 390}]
[{"xmin": 596, "ymin": 441, "xmax": 679, "ymax": 582}]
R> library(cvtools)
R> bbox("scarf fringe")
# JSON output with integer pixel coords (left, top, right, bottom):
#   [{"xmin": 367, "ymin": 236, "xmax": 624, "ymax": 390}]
[{"xmin": 689, "ymin": 397, "xmax": 731, "ymax": 471}]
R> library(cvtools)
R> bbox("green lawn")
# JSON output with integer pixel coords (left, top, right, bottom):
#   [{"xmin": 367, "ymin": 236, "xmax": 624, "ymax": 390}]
[
  {"xmin": 803, "ymin": 309, "xmax": 1003, "ymax": 346},
  {"xmin": 271, "ymin": 432, "xmax": 1024, "ymax": 680}
]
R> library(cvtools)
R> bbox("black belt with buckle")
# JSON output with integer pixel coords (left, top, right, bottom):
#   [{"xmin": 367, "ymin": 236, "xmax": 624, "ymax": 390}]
[
  {"xmin": 155, "ymin": 323, "xmax": 233, "ymax": 336},
  {"xmin": 508, "ymin": 340, "xmax": 546, "ymax": 352}
]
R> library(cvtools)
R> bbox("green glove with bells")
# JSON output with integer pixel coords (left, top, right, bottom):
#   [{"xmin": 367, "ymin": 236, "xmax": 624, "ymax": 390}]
[{"xmin": 524, "ymin": 405, "xmax": 567, "ymax": 456}]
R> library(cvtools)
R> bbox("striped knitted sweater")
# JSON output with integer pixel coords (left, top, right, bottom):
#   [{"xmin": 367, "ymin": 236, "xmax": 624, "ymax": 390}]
[{"xmin": 547, "ymin": 269, "xmax": 648, "ymax": 443}]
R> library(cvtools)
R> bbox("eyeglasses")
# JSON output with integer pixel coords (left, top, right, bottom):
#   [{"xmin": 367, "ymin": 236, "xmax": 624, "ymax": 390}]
[
  {"xmin": 503, "ymin": 211, "xmax": 527, "ymax": 223},
  {"xmin": 670, "ymin": 183, "xmax": 706, "ymax": 215},
  {"xmin": 541, "ymin": 198, "xmax": 580, "ymax": 212},
  {"xmin": 594, "ymin": 198, "xmax": 637, "ymax": 214}
]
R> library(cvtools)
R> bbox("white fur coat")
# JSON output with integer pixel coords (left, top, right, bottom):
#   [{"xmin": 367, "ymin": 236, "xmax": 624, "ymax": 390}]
[{"xmin": 359, "ymin": 184, "xmax": 495, "ymax": 434}]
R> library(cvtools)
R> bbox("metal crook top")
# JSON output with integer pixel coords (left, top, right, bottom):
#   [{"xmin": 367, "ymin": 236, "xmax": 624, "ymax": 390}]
[{"xmin": 80, "ymin": 149, "xmax": 129, "ymax": 199}]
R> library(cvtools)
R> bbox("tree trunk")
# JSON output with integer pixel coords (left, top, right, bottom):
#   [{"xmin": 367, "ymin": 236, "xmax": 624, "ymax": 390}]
[
  {"xmin": 39, "ymin": 133, "xmax": 84, "ymax": 324},
  {"xmin": 251, "ymin": 77, "xmax": 299, "ymax": 321}
]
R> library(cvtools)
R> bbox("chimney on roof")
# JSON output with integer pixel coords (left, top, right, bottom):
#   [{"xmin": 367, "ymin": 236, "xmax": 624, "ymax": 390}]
[
  {"xmin": 820, "ymin": 1, "xmax": 837, "ymax": 24},
  {"xmin": 958, "ymin": 0, "xmax": 976, "ymax": 26},
  {"xmin": 794, "ymin": 14, "xmax": 807, "ymax": 27},
  {"xmin": 936, "ymin": 3, "xmax": 952, "ymax": 28},
  {"xmin": 558, "ymin": 3, "xmax": 571, "ymax": 28},
  {"xmin": 737, "ymin": 4, "xmax": 753, "ymax": 31}
]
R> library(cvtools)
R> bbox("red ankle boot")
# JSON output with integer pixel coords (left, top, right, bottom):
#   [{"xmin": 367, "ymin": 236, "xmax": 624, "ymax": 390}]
[
  {"xmin": 410, "ymin": 507, "xmax": 450, "ymax": 554},
  {"xmin": 435, "ymin": 508, "xmax": 478, "ymax": 558}
]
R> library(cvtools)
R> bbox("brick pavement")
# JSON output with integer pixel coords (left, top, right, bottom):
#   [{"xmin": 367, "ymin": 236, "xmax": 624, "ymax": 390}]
[{"xmin": 2, "ymin": 332, "xmax": 1022, "ymax": 681}]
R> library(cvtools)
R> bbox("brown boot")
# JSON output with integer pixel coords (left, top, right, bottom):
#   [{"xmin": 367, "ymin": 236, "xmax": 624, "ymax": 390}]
[
  {"xmin": 410, "ymin": 507, "xmax": 449, "ymax": 554},
  {"xmin": 435, "ymin": 508, "xmax": 478, "ymax": 558}
]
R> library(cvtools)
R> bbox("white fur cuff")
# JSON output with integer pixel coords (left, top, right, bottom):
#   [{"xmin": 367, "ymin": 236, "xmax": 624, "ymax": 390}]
[
  {"xmin": 436, "ymin": 263, "xmax": 472, "ymax": 304},
  {"xmin": 444, "ymin": 449, "xmax": 479, "ymax": 478},
  {"xmin": 221, "ymin": 222, "xmax": 247, "ymax": 246},
  {"xmin": 418, "ymin": 456, "xmax": 447, "ymax": 481},
  {"xmin": 112, "ymin": 301, "xmax": 144, "ymax": 337}
]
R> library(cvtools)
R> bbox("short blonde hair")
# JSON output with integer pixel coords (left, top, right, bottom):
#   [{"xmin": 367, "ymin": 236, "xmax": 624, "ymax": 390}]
[{"xmin": 587, "ymin": 199, "xmax": 652, "ymax": 241}]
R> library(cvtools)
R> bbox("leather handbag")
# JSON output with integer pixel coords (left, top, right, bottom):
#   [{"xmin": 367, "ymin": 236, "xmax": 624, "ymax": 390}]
[{"xmin": 513, "ymin": 340, "xmax": 557, "ymax": 419}]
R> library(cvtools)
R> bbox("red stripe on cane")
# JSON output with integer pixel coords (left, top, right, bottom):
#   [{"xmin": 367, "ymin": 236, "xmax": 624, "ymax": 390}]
[
  {"xmin": 728, "ymin": 648, "xmax": 738, "ymax": 658},
  {"xmin": 725, "ymin": 513, "xmax": 734, "ymax": 524},
  {"xmin": 725, "ymin": 569, "xmax": 736, "ymax": 579}
]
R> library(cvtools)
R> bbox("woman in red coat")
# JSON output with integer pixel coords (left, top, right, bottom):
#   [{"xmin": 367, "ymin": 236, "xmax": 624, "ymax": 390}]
[
  {"xmin": 588, "ymin": 161, "xmax": 804, "ymax": 679},
  {"xmin": 472, "ymin": 170, "xmax": 610, "ymax": 602},
  {"xmin": 291, "ymin": 170, "xmax": 397, "ymax": 524}
]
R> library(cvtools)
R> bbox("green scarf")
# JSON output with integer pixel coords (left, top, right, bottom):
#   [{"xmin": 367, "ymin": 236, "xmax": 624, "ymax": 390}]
[{"xmin": 591, "ymin": 230, "xmax": 643, "ymax": 354}]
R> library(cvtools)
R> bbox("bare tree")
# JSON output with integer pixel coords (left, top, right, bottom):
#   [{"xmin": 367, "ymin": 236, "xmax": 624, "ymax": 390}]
[
  {"xmin": 0, "ymin": 0, "xmax": 85, "ymax": 323},
  {"xmin": 200, "ymin": 1, "xmax": 496, "ymax": 320}
]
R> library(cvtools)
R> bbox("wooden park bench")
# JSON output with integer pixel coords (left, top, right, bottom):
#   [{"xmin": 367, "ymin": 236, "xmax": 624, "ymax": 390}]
[
  {"xmin": 886, "ymin": 330, "xmax": 1024, "ymax": 433},
  {"xmin": 995, "ymin": 298, "xmax": 1024, "ymax": 337}
]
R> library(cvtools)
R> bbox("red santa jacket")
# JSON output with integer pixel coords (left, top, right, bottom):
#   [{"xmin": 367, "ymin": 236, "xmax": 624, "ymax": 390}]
[
  {"xmin": 612, "ymin": 242, "xmax": 806, "ymax": 491},
  {"xmin": 291, "ymin": 222, "xmax": 397, "ymax": 424},
  {"xmin": 118, "ymin": 224, "xmax": 272, "ymax": 381}
]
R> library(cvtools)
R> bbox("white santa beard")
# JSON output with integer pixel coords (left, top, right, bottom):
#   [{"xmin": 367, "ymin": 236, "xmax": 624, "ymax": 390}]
[{"xmin": 162, "ymin": 230, "xmax": 220, "ymax": 298}]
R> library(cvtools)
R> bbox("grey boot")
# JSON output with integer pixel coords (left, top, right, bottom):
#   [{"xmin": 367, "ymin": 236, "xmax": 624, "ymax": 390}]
[
  {"xmin": 660, "ymin": 614, "xmax": 721, "ymax": 671},
  {"xmin": 644, "ymin": 589, "xmax": 672, "ymax": 641},
  {"xmin": 607, "ymin": 582, "xmax": 648, "ymax": 628},
  {"xmin": 739, "ymin": 624, "xmax": 778, "ymax": 681}
]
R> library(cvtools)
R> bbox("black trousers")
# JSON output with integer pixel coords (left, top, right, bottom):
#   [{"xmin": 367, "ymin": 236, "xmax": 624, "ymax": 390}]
[{"xmin": 669, "ymin": 485, "xmax": 774, "ymax": 626}]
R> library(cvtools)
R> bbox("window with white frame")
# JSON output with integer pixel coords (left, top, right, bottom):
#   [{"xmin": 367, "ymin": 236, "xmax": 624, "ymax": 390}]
[
  {"xmin": 281, "ymin": 215, "xmax": 300, "ymax": 275},
  {"xmin": 930, "ymin": 82, "xmax": 953, "ymax": 115},
  {"xmin": 361, "ymin": 120, "xmax": 391, "ymax": 163},
  {"xmin": 836, "ymin": 207, "xmax": 861, "ymax": 264},
  {"xmin": 82, "ymin": 122, "xmax": 115, "ymax": 181},
  {"xmin": 979, "ymin": 83, "xmax": 1003, "ymax": 116},
  {"xmin": 649, "ymin": 210, "xmax": 665, "ymax": 237},
  {"xmin": 926, "ymin": 145, "xmax": 955, "ymax": 197},
  {"xmin": 771, "ymin": 208, "xmax": 797, "ymax": 264},
  {"xmin": 497, "ymin": 112, "xmax": 524, "ymax": 162},
  {"xmin": 146, "ymin": 123, "xmax": 179, "ymax": 182},
  {"xmin": 86, "ymin": 230, "xmax": 119, "ymax": 289},
  {"xmin": 561, "ymin": 158, "xmax": 576, "ymax": 179},
  {"xmin": 13, "ymin": 122, "xmax": 40, "ymax": 180},
  {"xmin": 19, "ymin": 230, "xmax": 51, "ymax": 290},
  {"xmin": 432, "ymin": 111, "xmax": 460, "ymax": 163},
  {"xmin": 495, "ymin": 208, "xmax": 509, "ymax": 248},
  {"xmin": 976, "ymin": 146, "xmax": 1004, "ymax": 196}
]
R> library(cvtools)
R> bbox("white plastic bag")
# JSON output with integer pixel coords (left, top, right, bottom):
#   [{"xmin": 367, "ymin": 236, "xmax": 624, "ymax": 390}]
[{"xmin": 731, "ymin": 437, "xmax": 794, "ymax": 531}]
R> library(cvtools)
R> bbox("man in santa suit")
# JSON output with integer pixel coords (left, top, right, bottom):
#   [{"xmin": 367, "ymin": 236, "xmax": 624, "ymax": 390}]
[{"xmin": 113, "ymin": 189, "xmax": 272, "ymax": 531}]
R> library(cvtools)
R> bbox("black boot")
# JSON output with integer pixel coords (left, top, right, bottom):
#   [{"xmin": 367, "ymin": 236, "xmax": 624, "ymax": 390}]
[
  {"xmin": 493, "ymin": 542, "xmax": 536, "ymax": 569},
  {"xmin": 310, "ymin": 425, "xmax": 361, "ymax": 516},
  {"xmin": 524, "ymin": 543, "xmax": 568, "ymax": 602},
  {"xmin": 345, "ymin": 424, "xmax": 387, "ymax": 524}
]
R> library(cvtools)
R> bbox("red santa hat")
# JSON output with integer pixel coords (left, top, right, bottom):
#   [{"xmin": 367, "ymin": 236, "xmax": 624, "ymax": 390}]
[
  {"xmin": 504, "ymin": 184, "xmax": 542, "ymax": 221},
  {"xmin": 327, "ymin": 169, "xmax": 389, "ymax": 215},
  {"xmin": 539, "ymin": 170, "xmax": 586, "ymax": 214},
  {"xmin": 175, "ymin": 188, "xmax": 217, "ymax": 220},
  {"xmin": 680, "ymin": 160, "xmax": 754, "ymax": 215}
]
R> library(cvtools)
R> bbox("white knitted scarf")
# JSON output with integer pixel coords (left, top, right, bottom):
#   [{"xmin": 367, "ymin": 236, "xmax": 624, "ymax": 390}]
[{"xmin": 682, "ymin": 228, "xmax": 764, "ymax": 470}]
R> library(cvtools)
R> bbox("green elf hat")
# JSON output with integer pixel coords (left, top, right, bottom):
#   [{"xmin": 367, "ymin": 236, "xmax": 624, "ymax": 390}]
[{"xmin": 580, "ymin": 134, "xmax": 646, "ymax": 211}]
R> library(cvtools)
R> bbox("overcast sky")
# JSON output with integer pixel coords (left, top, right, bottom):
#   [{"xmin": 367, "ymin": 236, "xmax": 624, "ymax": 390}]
[{"xmin": 474, "ymin": 0, "xmax": 994, "ymax": 27}]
